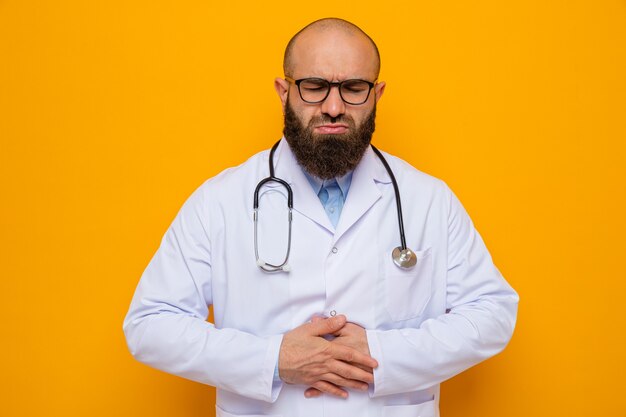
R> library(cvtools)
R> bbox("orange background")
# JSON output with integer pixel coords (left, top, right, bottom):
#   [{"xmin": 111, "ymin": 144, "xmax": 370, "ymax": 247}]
[{"xmin": 1, "ymin": 1, "xmax": 625, "ymax": 416}]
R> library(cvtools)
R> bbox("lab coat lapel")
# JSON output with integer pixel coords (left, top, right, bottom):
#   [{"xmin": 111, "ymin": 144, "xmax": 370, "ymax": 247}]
[
  {"xmin": 332, "ymin": 146, "xmax": 387, "ymax": 245},
  {"xmin": 273, "ymin": 139, "xmax": 334, "ymax": 233}
]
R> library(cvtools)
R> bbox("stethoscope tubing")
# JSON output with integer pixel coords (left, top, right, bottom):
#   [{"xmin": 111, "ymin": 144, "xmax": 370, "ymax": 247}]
[
  {"xmin": 253, "ymin": 139, "xmax": 413, "ymax": 272},
  {"xmin": 253, "ymin": 141, "xmax": 293, "ymax": 272},
  {"xmin": 370, "ymin": 144, "xmax": 408, "ymax": 251},
  {"xmin": 253, "ymin": 141, "xmax": 292, "ymax": 210}
]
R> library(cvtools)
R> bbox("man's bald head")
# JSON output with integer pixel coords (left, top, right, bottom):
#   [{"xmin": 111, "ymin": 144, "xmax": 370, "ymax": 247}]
[{"xmin": 283, "ymin": 18, "xmax": 381, "ymax": 78}]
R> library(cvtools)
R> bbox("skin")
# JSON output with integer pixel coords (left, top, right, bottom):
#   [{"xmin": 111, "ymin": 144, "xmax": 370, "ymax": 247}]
[
  {"xmin": 303, "ymin": 317, "xmax": 374, "ymax": 398},
  {"xmin": 278, "ymin": 315, "xmax": 376, "ymax": 398},
  {"xmin": 274, "ymin": 23, "xmax": 386, "ymax": 399},
  {"xmin": 274, "ymin": 26, "xmax": 385, "ymax": 140}
]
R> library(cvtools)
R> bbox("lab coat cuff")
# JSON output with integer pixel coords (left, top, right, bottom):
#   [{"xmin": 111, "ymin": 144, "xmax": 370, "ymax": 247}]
[
  {"xmin": 366, "ymin": 329, "xmax": 384, "ymax": 398},
  {"xmin": 264, "ymin": 333, "xmax": 284, "ymax": 403}
]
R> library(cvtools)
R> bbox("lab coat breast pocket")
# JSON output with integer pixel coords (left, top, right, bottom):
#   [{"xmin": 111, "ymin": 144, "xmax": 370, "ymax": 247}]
[{"xmin": 385, "ymin": 247, "xmax": 433, "ymax": 321}]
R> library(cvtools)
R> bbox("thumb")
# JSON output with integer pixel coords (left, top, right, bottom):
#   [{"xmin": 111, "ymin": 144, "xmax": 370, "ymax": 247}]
[{"xmin": 307, "ymin": 314, "xmax": 346, "ymax": 336}]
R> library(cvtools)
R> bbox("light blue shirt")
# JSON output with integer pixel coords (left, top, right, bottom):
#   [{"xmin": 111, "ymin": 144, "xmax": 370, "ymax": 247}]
[{"xmin": 302, "ymin": 170, "xmax": 353, "ymax": 228}]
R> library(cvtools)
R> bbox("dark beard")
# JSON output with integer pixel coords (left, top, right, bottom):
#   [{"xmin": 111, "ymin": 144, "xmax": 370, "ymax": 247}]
[{"xmin": 283, "ymin": 100, "xmax": 376, "ymax": 180}]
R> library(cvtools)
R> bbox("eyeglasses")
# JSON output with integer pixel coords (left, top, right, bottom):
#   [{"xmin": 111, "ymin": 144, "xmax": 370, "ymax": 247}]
[{"xmin": 285, "ymin": 76, "xmax": 376, "ymax": 105}]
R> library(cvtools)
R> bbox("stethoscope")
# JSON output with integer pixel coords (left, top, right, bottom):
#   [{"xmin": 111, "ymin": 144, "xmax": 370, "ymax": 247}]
[{"xmin": 253, "ymin": 140, "xmax": 417, "ymax": 273}]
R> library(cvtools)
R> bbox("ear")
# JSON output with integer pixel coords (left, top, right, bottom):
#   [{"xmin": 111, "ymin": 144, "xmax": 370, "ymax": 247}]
[
  {"xmin": 274, "ymin": 77, "xmax": 290, "ymax": 109},
  {"xmin": 374, "ymin": 81, "xmax": 386, "ymax": 103}
]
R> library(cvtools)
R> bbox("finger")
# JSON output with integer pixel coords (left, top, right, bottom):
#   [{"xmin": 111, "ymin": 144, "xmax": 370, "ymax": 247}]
[
  {"xmin": 320, "ymin": 371, "xmax": 370, "ymax": 391},
  {"xmin": 334, "ymin": 322, "xmax": 366, "ymax": 338},
  {"xmin": 330, "ymin": 327, "xmax": 343, "ymax": 337},
  {"xmin": 331, "ymin": 344, "xmax": 378, "ymax": 369},
  {"xmin": 328, "ymin": 359, "xmax": 375, "ymax": 384},
  {"xmin": 331, "ymin": 321, "xmax": 352, "ymax": 334},
  {"xmin": 304, "ymin": 387, "xmax": 322, "ymax": 398},
  {"xmin": 350, "ymin": 363, "xmax": 374, "ymax": 373},
  {"xmin": 310, "ymin": 315, "xmax": 324, "ymax": 323},
  {"xmin": 307, "ymin": 315, "xmax": 346, "ymax": 337},
  {"xmin": 310, "ymin": 380, "xmax": 348, "ymax": 399}
]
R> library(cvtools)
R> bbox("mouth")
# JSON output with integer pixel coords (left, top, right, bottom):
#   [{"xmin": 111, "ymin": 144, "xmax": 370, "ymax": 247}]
[{"xmin": 314, "ymin": 124, "xmax": 349, "ymax": 134}]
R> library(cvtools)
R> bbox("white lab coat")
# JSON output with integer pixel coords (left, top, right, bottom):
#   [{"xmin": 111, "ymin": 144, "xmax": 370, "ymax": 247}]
[{"xmin": 123, "ymin": 139, "xmax": 518, "ymax": 417}]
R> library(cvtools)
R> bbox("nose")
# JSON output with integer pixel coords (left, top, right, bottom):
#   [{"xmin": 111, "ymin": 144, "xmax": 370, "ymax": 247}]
[{"xmin": 320, "ymin": 85, "xmax": 346, "ymax": 118}]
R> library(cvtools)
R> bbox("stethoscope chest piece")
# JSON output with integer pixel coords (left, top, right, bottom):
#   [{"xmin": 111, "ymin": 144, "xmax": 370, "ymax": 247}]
[{"xmin": 392, "ymin": 246, "xmax": 417, "ymax": 269}]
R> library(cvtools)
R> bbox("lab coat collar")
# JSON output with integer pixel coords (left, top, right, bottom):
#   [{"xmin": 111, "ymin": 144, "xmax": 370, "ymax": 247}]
[
  {"xmin": 333, "ymin": 144, "xmax": 388, "ymax": 244},
  {"xmin": 273, "ymin": 139, "xmax": 334, "ymax": 232},
  {"xmin": 272, "ymin": 138, "xmax": 390, "ymax": 240}
]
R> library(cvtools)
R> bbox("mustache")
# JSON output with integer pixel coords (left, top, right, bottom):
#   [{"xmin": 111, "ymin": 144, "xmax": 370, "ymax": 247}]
[{"xmin": 308, "ymin": 114, "xmax": 355, "ymax": 127}]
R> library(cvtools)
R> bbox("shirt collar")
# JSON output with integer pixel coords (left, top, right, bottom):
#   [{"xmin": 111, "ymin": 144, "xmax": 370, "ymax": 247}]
[{"xmin": 302, "ymin": 169, "xmax": 354, "ymax": 199}]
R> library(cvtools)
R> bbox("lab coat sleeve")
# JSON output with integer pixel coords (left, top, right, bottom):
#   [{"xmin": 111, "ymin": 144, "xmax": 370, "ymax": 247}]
[
  {"xmin": 366, "ymin": 186, "xmax": 519, "ymax": 397},
  {"xmin": 123, "ymin": 187, "xmax": 283, "ymax": 403}
]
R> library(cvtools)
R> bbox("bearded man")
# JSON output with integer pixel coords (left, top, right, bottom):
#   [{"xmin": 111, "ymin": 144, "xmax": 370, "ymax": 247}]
[{"xmin": 124, "ymin": 18, "xmax": 518, "ymax": 417}]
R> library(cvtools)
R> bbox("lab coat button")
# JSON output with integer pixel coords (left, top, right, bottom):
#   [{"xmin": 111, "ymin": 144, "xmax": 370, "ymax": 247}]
[
  {"xmin": 331, "ymin": 247, "xmax": 338, "ymax": 254},
  {"xmin": 330, "ymin": 310, "xmax": 336, "ymax": 317}
]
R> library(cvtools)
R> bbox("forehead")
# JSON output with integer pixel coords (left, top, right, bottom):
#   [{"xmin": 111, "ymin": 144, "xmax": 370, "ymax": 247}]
[{"xmin": 289, "ymin": 29, "xmax": 378, "ymax": 80}]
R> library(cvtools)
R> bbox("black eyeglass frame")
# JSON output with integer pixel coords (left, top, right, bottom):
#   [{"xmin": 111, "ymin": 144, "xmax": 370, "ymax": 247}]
[{"xmin": 285, "ymin": 76, "xmax": 377, "ymax": 105}]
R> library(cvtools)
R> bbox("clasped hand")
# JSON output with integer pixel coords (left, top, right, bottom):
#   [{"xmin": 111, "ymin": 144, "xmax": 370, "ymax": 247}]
[{"xmin": 278, "ymin": 314, "xmax": 376, "ymax": 399}]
